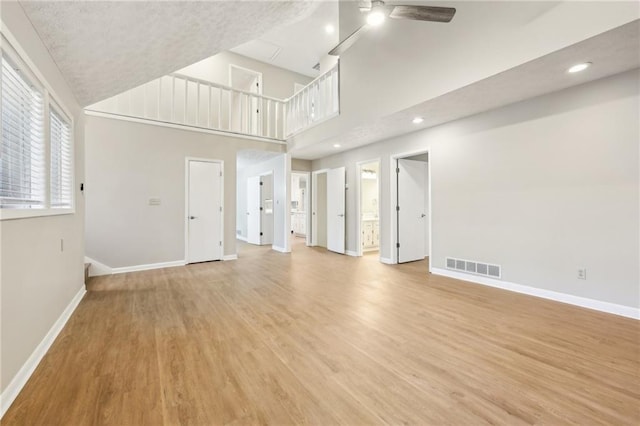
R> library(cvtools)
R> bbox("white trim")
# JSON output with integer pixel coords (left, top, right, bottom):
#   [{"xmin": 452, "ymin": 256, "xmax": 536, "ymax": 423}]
[
  {"xmin": 185, "ymin": 157, "xmax": 224, "ymax": 264},
  {"xmin": 0, "ymin": 285, "xmax": 86, "ymax": 418},
  {"xmin": 112, "ymin": 260, "xmax": 185, "ymax": 274},
  {"xmin": 310, "ymin": 168, "xmax": 330, "ymax": 247},
  {"xmin": 380, "ymin": 257, "xmax": 394, "ymax": 265},
  {"xmin": 84, "ymin": 256, "xmax": 112, "ymax": 277},
  {"xmin": 390, "ymin": 148, "xmax": 431, "ymax": 270},
  {"xmin": 272, "ymin": 245, "xmax": 289, "ymax": 253},
  {"xmin": 223, "ymin": 254, "xmax": 238, "ymax": 261},
  {"xmin": 355, "ymin": 158, "xmax": 381, "ymax": 258},
  {"xmin": 291, "ymin": 170, "xmax": 311, "ymax": 247},
  {"xmin": 345, "ymin": 250, "xmax": 358, "ymax": 257},
  {"xmin": 431, "ymin": 268, "xmax": 640, "ymax": 320},
  {"xmin": 236, "ymin": 235, "xmax": 248, "ymax": 242},
  {"xmin": 84, "ymin": 110, "xmax": 286, "ymax": 145}
]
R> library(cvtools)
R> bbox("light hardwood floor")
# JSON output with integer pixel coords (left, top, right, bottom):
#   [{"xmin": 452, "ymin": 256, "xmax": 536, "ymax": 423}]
[{"xmin": 4, "ymin": 239, "xmax": 639, "ymax": 425}]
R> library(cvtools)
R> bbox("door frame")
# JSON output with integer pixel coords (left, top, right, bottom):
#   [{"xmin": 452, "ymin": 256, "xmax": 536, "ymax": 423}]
[
  {"xmin": 259, "ymin": 170, "xmax": 274, "ymax": 246},
  {"xmin": 389, "ymin": 149, "xmax": 431, "ymax": 269},
  {"xmin": 311, "ymin": 168, "xmax": 330, "ymax": 247},
  {"xmin": 184, "ymin": 157, "xmax": 225, "ymax": 263},
  {"xmin": 355, "ymin": 158, "xmax": 381, "ymax": 258},
  {"xmin": 229, "ymin": 64, "xmax": 263, "ymax": 134},
  {"xmin": 291, "ymin": 170, "xmax": 311, "ymax": 246}
]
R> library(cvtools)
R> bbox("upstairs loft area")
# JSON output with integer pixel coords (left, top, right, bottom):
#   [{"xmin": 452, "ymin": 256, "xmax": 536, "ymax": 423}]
[{"xmin": 85, "ymin": 56, "xmax": 340, "ymax": 143}]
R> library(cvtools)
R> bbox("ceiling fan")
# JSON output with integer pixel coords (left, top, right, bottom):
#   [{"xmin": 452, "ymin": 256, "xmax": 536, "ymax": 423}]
[{"xmin": 329, "ymin": 0, "xmax": 456, "ymax": 56}]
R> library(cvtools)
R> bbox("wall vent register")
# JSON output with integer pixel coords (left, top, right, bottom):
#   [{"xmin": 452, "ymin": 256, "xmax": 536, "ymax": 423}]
[{"xmin": 446, "ymin": 257, "xmax": 501, "ymax": 279}]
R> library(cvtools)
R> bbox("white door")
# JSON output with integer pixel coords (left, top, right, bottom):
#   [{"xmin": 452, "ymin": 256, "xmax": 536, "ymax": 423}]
[
  {"xmin": 260, "ymin": 174, "xmax": 273, "ymax": 245},
  {"xmin": 247, "ymin": 175, "xmax": 261, "ymax": 245},
  {"xmin": 187, "ymin": 160, "xmax": 222, "ymax": 263},
  {"xmin": 397, "ymin": 159, "xmax": 426, "ymax": 263},
  {"xmin": 327, "ymin": 167, "xmax": 346, "ymax": 254}
]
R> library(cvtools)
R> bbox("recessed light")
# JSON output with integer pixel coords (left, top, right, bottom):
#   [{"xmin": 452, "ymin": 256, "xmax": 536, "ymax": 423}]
[
  {"xmin": 412, "ymin": 117, "xmax": 424, "ymax": 124},
  {"xmin": 333, "ymin": 144, "xmax": 341, "ymax": 148},
  {"xmin": 567, "ymin": 62, "xmax": 592, "ymax": 73},
  {"xmin": 325, "ymin": 24, "xmax": 335, "ymax": 34}
]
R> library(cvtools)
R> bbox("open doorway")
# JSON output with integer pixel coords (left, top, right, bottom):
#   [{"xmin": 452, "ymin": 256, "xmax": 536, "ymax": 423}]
[
  {"xmin": 311, "ymin": 167, "xmax": 345, "ymax": 254},
  {"xmin": 311, "ymin": 170, "xmax": 328, "ymax": 248},
  {"xmin": 390, "ymin": 150, "xmax": 431, "ymax": 268},
  {"xmin": 246, "ymin": 172, "xmax": 273, "ymax": 246},
  {"xmin": 291, "ymin": 171, "xmax": 310, "ymax": 248},
  {"xmin": 357, "ymin": 159, "xmax": 380, "ymax": 257},
  {"xmin": 229, "ymin": 64, "xmax": 262, "ymax": 135}
]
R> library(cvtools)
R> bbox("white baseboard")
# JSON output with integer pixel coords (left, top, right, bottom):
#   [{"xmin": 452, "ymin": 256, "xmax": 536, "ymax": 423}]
[
  {"xmin": 380, "ymin": 257, "xmax": 395, "ymax": 264},
  {"xmin": 345, "ymin": 250, "xmax": 359, "ymax": 257},
  {"xmin": 223, "ymin": 254, "xmax": 238, "ymax": 261},
  {"xmin": 236, "ymin": 235, "xmax": 248, "ymax": 242},
  {"xmin": 84, "ymin": 256, "xmax": 112, "ymax": 277},
  {"xmin": 431, "ymin": 268, "xmax": 639, "ymax": 320},
  {"xmin": 272, "ymin": 245, "xmax": 290, "ymax": 253},
  {"xmin": 0, "ymin": 285, "xmax": 86, "ymax": 418},
  {"xmin": 112, "ymin": 260, "xmax": 185, "ymax": 274}
]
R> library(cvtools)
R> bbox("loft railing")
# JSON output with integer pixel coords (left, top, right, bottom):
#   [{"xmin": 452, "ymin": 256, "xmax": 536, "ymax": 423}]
[
  {"xmin": 285, "ymin": 63, "xmax": 339, "ymax": 137},
  {"xmin": 86, "ymin": 62, "xmax": 340, "ymax": 141}
]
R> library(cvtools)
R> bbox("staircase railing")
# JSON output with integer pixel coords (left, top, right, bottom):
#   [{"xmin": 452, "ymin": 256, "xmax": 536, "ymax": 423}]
[{"xmin": 86, "ymin": 63, "xmax": 340, "ymax": 141}]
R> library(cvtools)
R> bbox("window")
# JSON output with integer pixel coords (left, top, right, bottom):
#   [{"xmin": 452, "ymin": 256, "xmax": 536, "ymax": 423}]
[
  {"xmin": 49, "ymin": 107, "xmax": 73, "ymax": 208},
  {"xmin": 0, "ymin": 34, "xmax": 75, "ymax": 219},
  {"xmin": 1, "ymin": 52, "xmax": 45, "ymax": 209}
]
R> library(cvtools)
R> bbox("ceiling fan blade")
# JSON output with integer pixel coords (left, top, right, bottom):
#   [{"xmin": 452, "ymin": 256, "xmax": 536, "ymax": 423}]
[
  {"xmin": 328, "ymin": 24, "xmax": 369, "ymax": 56},
  {"xmin": 389, "ymin": 5, "xmax": 456, "ymax": 23}
]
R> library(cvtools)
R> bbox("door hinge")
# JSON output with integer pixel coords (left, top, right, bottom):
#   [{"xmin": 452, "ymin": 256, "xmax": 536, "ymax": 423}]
[
  {"xmin": 396, "ymin": 206, "xmax": 400, "ymax": 211},
  {"xmin": 396, "ymin": 167, "xmax": 400, "ymax": 174},
  {"xmin": 219, "ymin": 241, "xmax": 222, "ymax": 246},
  {"xmin": 396, "ymin": 243, "xmax": 400, "ymax": 248},
  {"xmin": 219, "ymin": 171, "xmax": 222, "ymax": 177},
  {"xmin": 260, "ymin": 232, "xmax": 263, "ymax": 236},
  {"xmin": 220, "ymin": 206, "xmax": 223, "ymax": 212},
  {"xmin": 260, "ymin": 181, "xmax": 263, "ymax": 185},
  {"xmin": 260, "ymin": 206, "xmax": 263, "ymax": 211},
  {"xmin": 256, "ymin": 109, "xmax": 259, "ymax": 113}
]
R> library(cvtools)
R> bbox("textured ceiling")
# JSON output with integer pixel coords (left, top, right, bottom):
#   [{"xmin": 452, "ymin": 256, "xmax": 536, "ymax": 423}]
[
  {"xmin": 19, "ymin": 0, "xmax": 320, "ymax": 106},
  {"xmin": 291, "ymin": 20, "xmax": 640, "ymax": 160}
]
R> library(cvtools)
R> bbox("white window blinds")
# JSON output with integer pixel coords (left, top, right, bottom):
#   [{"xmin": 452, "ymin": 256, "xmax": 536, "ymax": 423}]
[
  {"xmin": 1, "ymin": 53, "xmax": 45, "ymax": 209},
  {"xmin": 50, "ymin": 108, "xmax": 72, "ymax": 208}
]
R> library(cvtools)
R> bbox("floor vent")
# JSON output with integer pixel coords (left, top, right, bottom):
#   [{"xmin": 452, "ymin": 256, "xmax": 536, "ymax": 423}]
[{"xmin": 446, "ymin": 257, "xmax": 501, "ymax": 279}]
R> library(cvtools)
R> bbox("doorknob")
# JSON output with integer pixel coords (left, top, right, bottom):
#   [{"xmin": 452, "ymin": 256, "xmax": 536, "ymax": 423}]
[
  {"xmin": 189, "ymin": 216, "xmax": 197, "ymax": 220},
  {"xmin": 421, "ymin": 213, "xmax": 426, "ymax": 218}
]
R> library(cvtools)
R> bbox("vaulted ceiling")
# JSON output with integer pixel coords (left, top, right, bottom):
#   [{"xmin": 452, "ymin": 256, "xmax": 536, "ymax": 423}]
[{"xmin": 18, "ymin": 0, "xmax": 320, "ymax": 106}]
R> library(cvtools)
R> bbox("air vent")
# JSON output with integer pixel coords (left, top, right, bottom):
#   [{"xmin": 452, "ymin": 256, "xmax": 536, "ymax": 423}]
[{"xmin": 446, "ymin": 257, "xmax": 501, "ymax": 279}]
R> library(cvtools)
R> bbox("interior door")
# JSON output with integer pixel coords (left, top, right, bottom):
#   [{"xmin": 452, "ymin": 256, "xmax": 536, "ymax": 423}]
[
  {"xmin": 247, "ymin": 175, "xmax": 261, "ymax": 245},
  {"xmin": 397, "ymin": 159, "xmax": 426, "ymax": 263},
  {"xmin": 260, "ymin": 174, "xmax": 273, "ymax": 245},
  {"xmin": 327, "ymin": 167, "xmax": 346, "ymax": 254},
  {"xmin": 187, "ymin": 160, "xmax": 222, "ymax": 263}
]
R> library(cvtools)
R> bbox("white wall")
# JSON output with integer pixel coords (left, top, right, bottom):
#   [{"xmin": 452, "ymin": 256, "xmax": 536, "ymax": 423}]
[
  {"xmin": 0, "ymin": 2, "xmax": 85, "ymax": 395},
  {"xmin": 236, "ymin": 154, "xmax": 288, "ymax": 250},
  {"xmin": 293, "ymin": 2, "xmax": 639, "ymax": 152},
  {"xmin": 312, "ymin": 70, "xmax": 639, "ymax": 309},
  {"xmin": 178, "ymin": 51, "xmax": 312, "ymax": 99},
  {"xmin": 84, "ymin": 115, "xmax": 285, "ymax": 268}
]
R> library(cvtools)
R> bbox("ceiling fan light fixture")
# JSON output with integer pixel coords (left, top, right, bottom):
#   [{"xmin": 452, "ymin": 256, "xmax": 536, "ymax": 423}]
[{"xmin": 367, "ymin": 6, "xmax": 386, "ymax": 26}]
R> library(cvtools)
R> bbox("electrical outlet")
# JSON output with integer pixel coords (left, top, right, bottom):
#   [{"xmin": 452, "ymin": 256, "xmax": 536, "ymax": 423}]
[{"xmin": 577, "ymin": 268, "xmax": 587, "ymax": 280}]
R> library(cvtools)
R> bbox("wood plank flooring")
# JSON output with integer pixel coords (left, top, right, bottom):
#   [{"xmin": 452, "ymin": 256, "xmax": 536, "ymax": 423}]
[{"xmin": 3, "ymin": 239, "xmax": 639, "ymax": 425}]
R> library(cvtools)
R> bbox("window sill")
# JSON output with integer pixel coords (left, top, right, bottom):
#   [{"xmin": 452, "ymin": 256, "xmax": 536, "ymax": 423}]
[{"xmin": 0, "ymin": 208, "xmax": 75, "ymax": 221}]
